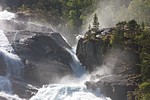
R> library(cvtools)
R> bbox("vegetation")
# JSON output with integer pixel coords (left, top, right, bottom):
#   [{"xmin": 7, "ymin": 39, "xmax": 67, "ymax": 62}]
[
  {"xmin": 84, "ymin": 13, "xmax": 150, "ymax": 99},
  {"xmin": 139, "ymin": 82, "xmax": 150, "ymax": 99},
  {"xmin": 85, "ymin": 17, "xmax": 150, "ymax": 100},
  {"xmin": 84, "ymin": 13, "xmax": 100, "ymax": 40},
  {"xmin": 92, "ymin": 13, "xmax": 99, "ymax": 32}
]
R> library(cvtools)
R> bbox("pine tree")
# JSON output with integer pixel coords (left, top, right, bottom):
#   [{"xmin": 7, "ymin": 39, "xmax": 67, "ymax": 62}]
[{"xmin": 92, "ymin": 13, "xmax": 99, "ymax": 32}]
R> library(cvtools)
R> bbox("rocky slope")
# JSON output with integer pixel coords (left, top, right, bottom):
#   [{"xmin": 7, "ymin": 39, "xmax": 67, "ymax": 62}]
[{"xmin": 76, "ymin": 22, "xmax": 142, "ymax": 100}]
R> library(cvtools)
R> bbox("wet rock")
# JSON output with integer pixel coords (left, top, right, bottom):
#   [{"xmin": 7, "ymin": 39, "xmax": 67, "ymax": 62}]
[
  {"xmin": 76, "ymin": 38, "xmax": 103, "ymax": 72},
  {"xmin": 0, "ymin": 96, "xmax": 6, "ymax": 100},
  {"xmin": 85, "ymin": 74, "xmax": 139, "ymax": 100},
  {"xmin": 10, "ymin": 78, "xmax": 38, "ymax": 99},
  {"xmin": 9, "ymin": 31, "xmax": 73, "ymax": 85}
]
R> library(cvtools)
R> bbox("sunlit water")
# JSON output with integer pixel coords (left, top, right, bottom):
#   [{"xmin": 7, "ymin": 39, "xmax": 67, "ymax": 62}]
[
  {"xmin": 0, "ymin": 10, "xmax": 111, "ymax": 100},
  {"xmin": 66, "ymin": 48, "xmax": 87, "ymax": 77},
  {"xmin": 31, "ymin": 84, "xmax": 111, "ymax": 100}
]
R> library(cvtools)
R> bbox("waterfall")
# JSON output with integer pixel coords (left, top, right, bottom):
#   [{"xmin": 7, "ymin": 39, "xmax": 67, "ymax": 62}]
[
  {"xmin": 30, "ymin": 47, "xmax": 111, "ymax": 100},
  {"xmin": 0, "ymin": 10, "xmax": 24, "ymax": 94},
  {"xmin": 0, "ymin": 30, "xmax": 24, "ymax": 78},
  {"xmin": 0, "ymin": 10, "xmax": 111, "ymax": 100},
  {"xmin": 65, "ymin": 48, "xmax": 87, "ymax": 77}
]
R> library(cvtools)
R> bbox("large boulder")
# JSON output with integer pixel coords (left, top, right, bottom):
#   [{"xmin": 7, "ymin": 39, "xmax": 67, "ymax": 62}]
[
  {"xmin": 6, "ymin": 30, "xmax": 73, "ymax": 85},
  {"xmin": 10, "ymin": 78, "xmax": 38, "ymax": 99}
]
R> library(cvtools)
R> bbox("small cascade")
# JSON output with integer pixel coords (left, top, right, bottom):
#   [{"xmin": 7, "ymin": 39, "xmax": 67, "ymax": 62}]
[
  {"xmin": 0, "ymin": 76, "xmax": 12, "ymax": 94},
  {"xmin": 0, "ymin": 10, "xmax": 24, "ymax": 94},
  {"xmin": 66, "ymin": 48, "xmax": 87, "ymax": 77},
  {"xmin": 0, "ymin": 49, "xmax": 24, "ymax": 78},
  {"xmin": 0, "ymin": 30, "xmax": 13, "ymax": 52},
  {"xmin": 30, "ymin": 84, "xmax": 111, "ymax": 100},
  {"xmin": 0, "ymin": 30, "xmax": 24, "ymax": 78}
]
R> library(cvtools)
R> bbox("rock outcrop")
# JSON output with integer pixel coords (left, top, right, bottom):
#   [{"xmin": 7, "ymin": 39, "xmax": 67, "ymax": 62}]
[
  {"xmin": 78, "ymin": 25, "xmax": 142, "ymax": 100},
  {"xmin": 85, "ymin": 74, "xmax": 141, "ymax": 100},
  {"xmin": 76, "ymin": 38, "xmax": 103, "ymax": 72}
]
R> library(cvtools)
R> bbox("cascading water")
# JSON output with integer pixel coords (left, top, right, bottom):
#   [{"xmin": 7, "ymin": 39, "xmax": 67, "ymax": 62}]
[
  {"xmin": 0, "ymin": 30, "xmax": 24, "ymax": 78},
  {"xmin": 0, "ymin": 76, "xmax": 12, "ymax": 94},
  {"xmin": 66, "ymin": 48, "xmax": 87, "ymax": 77},
  {"xmin": 0, "ymin": 10, "xmax": 24, "ymax": 95},
  {"xmin": 0, "ymin": 10, "xmax": 111, "ymax": 100},
  {"xmin": 30, "ymin": 43, "xmax": 111, "ymax": 100},
  {"xmin": 30, "ymin": 84, "xmax": 111, "ymax": 100}
]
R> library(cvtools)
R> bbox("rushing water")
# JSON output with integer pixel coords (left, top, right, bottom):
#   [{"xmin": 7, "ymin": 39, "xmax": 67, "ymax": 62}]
[
  {"xmin": 0, "ymin": 30, "xmax": 24, "ymax": 78},
  {"xmin": 66, "ymin": 48, "xmax": 87, "ymax": 77},
  {"xmin": 0, "ymin": 10, "xmax": 111, "ymax": 100},
  {"xmin": 31, "ymin": 84, "xmax": 111, "ymax": 100},
  {"xmin": 0, "ymin": 10, "xmax": 23, "ymax": 94},
  {"xmin": 0, "ymin": 76, "xmax": 12, "ymax": 94}
]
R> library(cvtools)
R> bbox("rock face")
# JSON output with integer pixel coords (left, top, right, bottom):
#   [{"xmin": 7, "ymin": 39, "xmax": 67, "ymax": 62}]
[
  {"xmin": 8, "ymin": 31, "xmax": 73, "ymax": 85},
  {"xmin": 76, "ymin": 38, "xmax": 103, "ymax": 72},
  {"xmin": 85, "ymin": 74, "xmax": 141, "ymax": 100}
]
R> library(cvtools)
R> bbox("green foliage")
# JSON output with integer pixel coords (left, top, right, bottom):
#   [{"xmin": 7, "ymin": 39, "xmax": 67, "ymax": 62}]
[
  {"xmin": 139, "ymin": 82, "xmax": 150, "ymax": 93},
  {"xmin": 92, "ymin": 13, "xmax": 99, "ymax": 32},
  {"xmin": 111, "ymin": 21, "xmax": 125, "ymax": 48},
  {"xmin": 138, "ymin": 29, "xmax": 150, "ymax": 81},
  {"xmin": 128, "ymin": 20, "xmax": 140, "ymax": 35},
  {"xmin": 111, "ymin": 28, "xmax": 124, "ymax": 48},
  {"xmin": 138, "ymin": 82, "xmax": 150, "ymax": 100}
]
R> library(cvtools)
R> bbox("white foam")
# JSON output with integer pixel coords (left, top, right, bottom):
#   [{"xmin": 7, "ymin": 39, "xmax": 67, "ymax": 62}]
[
  {"xmin": 0, "ymin": 92, "xmax": 23, "ymax": 100},
  {"xmin": 30, "ymin": 84, "xmax": 111, "ymax": 100},
  {"xmin": 0, "ymin": 10, "xmax": 15, "ymax": 20},
  {"xmin": 0, "ymin": 30, "xmax": 13, "ymax": 52}
]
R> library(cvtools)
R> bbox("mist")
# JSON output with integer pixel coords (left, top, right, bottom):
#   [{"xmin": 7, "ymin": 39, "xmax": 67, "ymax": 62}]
[{"xmin": 82, "ymin": 0, "xmax": 148, "ymax": 35}]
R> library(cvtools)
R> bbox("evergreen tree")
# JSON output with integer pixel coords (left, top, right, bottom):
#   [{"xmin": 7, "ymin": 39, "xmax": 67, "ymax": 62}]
[{"xmin": 92, "ymin": 13, "xmax": 99, "ymax": 32}]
